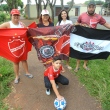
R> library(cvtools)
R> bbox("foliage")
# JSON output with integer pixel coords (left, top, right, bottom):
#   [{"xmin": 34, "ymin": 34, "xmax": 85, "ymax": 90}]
[
  {"xmin": 0, "ymin": 13, "xmax": 6, "ymax": 22},
  {"xmin": 0, "ymin": 4, "xmax": 8, "ymax": 12},
  {"xmin": 84, "ymin": 0, "xmax": 104, "ymax": 5},
  {"xmin": 69, "ymin": 57, "xmax": 110, "ymax": 110},
  {"xmin": 0, "ymin": 0, "xmax": 23, "ymax": 12},
  {"xmin": 103, "ymin": 2, "xmax": 110, "ymax": 8},
  {"xmin": 0, "ymin": 57, "xmax": 14, "ymax": 109}
]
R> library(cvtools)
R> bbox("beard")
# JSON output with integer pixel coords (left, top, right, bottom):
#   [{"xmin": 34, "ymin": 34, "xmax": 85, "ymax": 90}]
[{"xmin": 87, "ymin": 10, "xmax": 95, "ymax": 15}]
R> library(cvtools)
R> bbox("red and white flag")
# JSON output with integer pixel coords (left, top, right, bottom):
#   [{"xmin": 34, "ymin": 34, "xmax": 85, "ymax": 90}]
[{"xmin": 27, "ymin": 24, "xmax": 72, "ymax": 67}]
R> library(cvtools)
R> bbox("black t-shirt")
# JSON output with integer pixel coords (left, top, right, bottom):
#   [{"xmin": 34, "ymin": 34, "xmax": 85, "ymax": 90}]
[{"xmin": 37, "ymin": 22, "xmax": 54, "ymax": 28}]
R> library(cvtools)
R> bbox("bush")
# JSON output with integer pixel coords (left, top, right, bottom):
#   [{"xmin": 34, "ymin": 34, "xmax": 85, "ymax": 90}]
[{"xmin": 0, "ymin": 13, "xmax": 6, "ymax": 22}]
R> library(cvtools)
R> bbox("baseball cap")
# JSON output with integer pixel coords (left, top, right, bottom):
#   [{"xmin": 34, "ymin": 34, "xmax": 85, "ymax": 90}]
[
  {"xmin": 41, "ymin": 9, "xmax": 49, "ymax": 15},
  {"xmin": 87, "ymin": 1, "xmax": 96, "ymax": 7},
  {"xmin": 11, "ymin": 9, "xmax": 20, "ymax": 15}
]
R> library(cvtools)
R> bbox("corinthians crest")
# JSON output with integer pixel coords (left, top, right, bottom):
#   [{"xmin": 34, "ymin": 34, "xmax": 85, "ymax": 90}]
[
  {"xmin": 74, "ymin": 41, "xmax": 103, "ymax": 51},
  {"xmin": 39, "ymin": 45, "xmax": 55, "ymax": 58}
]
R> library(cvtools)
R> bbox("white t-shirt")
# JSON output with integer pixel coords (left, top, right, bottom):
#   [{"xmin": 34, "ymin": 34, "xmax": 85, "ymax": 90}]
[
  {"xmin": 56, "ymin": 20, "xmax": 73, "ymax": 26},
  {"xmin": 9, "ymin": 21, "xmax": 24, "ymax": 28}
]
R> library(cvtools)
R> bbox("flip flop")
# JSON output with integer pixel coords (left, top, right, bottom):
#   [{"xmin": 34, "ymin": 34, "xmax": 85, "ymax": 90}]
[
  {"xmin": 14, "ymin": 77, "xmax": 20, "ymax": 84},
  {"xmin": 74, "ymin": 68, "xmax": 80, "ymax": 72},
  {"xmin": 83, "ymin": 67, "xmax": 90, "ymax": 71},
  {"xmin": 67, "ymin": 65, "xmax": 72, "ymax": 70},
  {"xmin": 25, "ymin": 74, "xmax": 33, "ymax": 78}
]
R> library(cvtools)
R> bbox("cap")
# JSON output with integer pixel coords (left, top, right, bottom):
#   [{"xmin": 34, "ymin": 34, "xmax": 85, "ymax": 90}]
[
  {"xmin": 41, "ymin": 9, "xmax": 49, "ymax": 15},
  {"xmin": 87, "ymin": 1, "xmax": 96, "ymax": 7},
  {"xmin": 11, "ymin": 9, "xmax": 20, "ymax": 15}
]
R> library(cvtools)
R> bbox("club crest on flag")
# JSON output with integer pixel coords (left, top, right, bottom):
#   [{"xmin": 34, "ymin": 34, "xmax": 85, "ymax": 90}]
[
  {"xmin": 39, "ymin": 45, "xmax": 55, "ymax": 58},
  {"xmin": 8, "ymin": 37, "xmax": 25, "ymax": 58},
  {"xmin": 74, "ymin": 41, "xmax": 103, "ymax": 51}
]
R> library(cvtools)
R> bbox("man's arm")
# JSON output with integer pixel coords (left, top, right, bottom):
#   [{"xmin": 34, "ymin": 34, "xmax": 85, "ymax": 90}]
[
  {"xmin": 74, "ymin": 21, "xmax": 90, "ymax": 27},
  {"xmin": 103, "ymin": 22, "xmax": 110, "ymax": 29},
  {"xmin": 50, "ymin": 80, "xmax": 63, "ymax": 100}
]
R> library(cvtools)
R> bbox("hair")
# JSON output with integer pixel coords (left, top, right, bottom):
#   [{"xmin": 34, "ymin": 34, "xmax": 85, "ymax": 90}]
[
  {"xmin": 58, "ymin": 9, "xmax": 70, "ymax": 25},
  {"xmin": 53, "ymin": 56, "xmax": 61, "ymax": 62},
  {"xmin": 38, "ymin": 14, "xmax": 52, "ymax": 24}
]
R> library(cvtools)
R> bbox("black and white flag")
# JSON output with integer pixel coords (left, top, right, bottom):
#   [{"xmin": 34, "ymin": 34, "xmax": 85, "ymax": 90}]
[{"xmin": 70, "ymin": 25, "xmax": 110, "ymax": 60}]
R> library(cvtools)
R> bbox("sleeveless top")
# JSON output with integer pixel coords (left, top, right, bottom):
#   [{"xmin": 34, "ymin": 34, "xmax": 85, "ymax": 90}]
[{"xmin": 9, "ymin": 21, "xmax": 24, "ymax": 28}]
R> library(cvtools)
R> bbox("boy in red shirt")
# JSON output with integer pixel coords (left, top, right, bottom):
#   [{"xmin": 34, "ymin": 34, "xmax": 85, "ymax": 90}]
[{"xmin": 44, "ymin": 56, "xmax": 69, "ymax": 100}]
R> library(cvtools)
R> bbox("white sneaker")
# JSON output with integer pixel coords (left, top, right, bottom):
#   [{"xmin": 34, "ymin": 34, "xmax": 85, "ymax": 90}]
[{"xmin": 46, "ymin": 89, "xmax": 50, "ymax": 95}]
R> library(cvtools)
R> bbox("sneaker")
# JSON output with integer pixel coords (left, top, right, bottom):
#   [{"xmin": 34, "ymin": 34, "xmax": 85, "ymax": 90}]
[
  {"xmin": 46, "ymin": 89, "xmax": 50, "ymax": 95},
  {"xmin": 25, "ymin": 74, "xmax": 33, "ymax": 78},
  {"xmin": 14, "ymin": 78, "xmax": 20, "ymax": 84}
]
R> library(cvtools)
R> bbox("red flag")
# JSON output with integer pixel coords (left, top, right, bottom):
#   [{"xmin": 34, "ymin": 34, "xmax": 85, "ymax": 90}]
[
  {"xmin": 28, "ymin": 22, "xmax": 37, "ymax": 28},
  {"xmin": 0, "ymin": 28, "xmax": 29, "ymax": 63},
  {"xmin": 27, "ymin": 24, "xmax": 72, "ymax": 67}
]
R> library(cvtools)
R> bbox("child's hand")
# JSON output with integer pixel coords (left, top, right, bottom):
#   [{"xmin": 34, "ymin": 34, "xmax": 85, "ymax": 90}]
[
  {"xmin": 57, "ymin": 95, "xmax": 64, "ymax": 100},
  {"xmin": 61, "ymin": 66, "xmax": 65, "ymax": 73}
]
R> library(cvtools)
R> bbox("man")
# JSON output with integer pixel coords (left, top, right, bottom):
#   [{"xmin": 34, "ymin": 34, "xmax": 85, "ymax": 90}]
[{"xmin": 74, "ymin": 1, "xmax": 110, "ymax": 72}]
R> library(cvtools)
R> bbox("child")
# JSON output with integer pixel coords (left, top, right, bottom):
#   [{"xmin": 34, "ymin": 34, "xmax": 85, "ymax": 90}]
[{"xmin": 44, "ymin": 56, "xmax": 69, "ymax": 100}]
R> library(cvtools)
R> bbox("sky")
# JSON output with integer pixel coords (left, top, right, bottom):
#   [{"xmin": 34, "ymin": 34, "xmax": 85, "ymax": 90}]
[{"xmin": 21, "ymin": 0, "xmax": 88, "ymax": 5}]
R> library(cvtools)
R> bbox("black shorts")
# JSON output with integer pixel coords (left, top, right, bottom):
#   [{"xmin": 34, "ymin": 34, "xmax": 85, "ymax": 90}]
[{"xmin": 44, "ymin": 74, "xmax": 69, "ymax": 89}]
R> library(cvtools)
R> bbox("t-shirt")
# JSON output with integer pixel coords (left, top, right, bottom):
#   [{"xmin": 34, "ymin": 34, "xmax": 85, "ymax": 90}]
[
  {"xmin": 37, "ymin": 22, "xmax": 54, "ymax": 27},
  {"xmin": 44, "ymin": 65, "xmax": 63, "ymax": 80},
  {"xmin": 56, "ymin": 20, "xmax": 73, "ymax": 26},
  {"xmin": 77, "ymin": 12, "xmax": 106, "ymax": 28}
]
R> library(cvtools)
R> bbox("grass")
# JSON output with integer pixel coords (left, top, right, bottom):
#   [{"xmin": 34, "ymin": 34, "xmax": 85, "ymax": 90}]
[
  {"xmin": 0, "ymin": 57, "xmax": 14, "ymax": 110},
  {"xmin": 69, "ymin": 57, "xmax": 110, "ymax": 110}
]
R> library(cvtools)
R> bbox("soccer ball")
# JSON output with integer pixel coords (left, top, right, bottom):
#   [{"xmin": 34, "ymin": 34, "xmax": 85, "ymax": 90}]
[{"xmin": 54, "ymin": 98, "xmax": 66, "ymax": 110}]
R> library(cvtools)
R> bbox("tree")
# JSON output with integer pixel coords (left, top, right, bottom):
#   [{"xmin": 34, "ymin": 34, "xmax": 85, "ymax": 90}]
[
  {"xmin": 67, "ymin": 0, "xmax": 74, "ymax": 12},
  {"xmin": 60, "ymin": 0, "xmax": 64, "ymax": 9},
  {"xmin": 103, "ymin": 0, "xmax": 110, "ymax": 15},
  {"xmin": 3, "ymin": 0, "xmax": 23, "ymax": 12},
  {"xmin": 0, "ymin": 4, "xmax": 8, "ymax": 13},
  {"xmin": 42, "ymin": 0, "xmax": 49, "ymax": 9},
  {"xmin": 60, "ymin": 0, "xmax": 74, "ymax": 13},
  {"xmin": 35, "ymin": 0, "xmax": 42, "ymax": 19},
  {"xmin": 48, "ymin": 0, "xmax": 56, "ymax": 21},
  {"xmin": 84, "ymin": 0, "xmax": 104, "ymax": 5}
]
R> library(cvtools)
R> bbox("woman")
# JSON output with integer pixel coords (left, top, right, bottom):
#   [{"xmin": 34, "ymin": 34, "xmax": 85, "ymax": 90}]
[
  {"xmin": 56, "ymin": 9, "xmax": 73, "ymax": 70},
  {"xmin": 37, "ymin": 9, "xmax": 54, "ymax": 27},
  {"xmin": 36, "ymin": 9, "xmax": 54, "ymax": 68},
  {"xmin": 0, "ymin": 9, "xmax": 33, "ymax": 84}
]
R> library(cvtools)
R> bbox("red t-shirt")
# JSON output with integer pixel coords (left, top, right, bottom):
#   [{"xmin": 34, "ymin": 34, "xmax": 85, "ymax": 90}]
[
  {"xmin": 77, "ymin": 12, "xmax": 106, "ymax": 28},
  {"xmin": 44, "ymin": 65, "xmax": 63, "ymax": 80}
]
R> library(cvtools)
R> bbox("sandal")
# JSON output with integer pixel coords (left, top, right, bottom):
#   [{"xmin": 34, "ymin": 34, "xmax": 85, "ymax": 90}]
[
  {"xmin": 14, "ymin": 77, "xmax": 20, "ymax": 84},
  {"xmin": 25, "ymin": 74, "xmax": 33, "ymax": 78},
  {"xmin": 83, "ymin": 67, "xmax": 90, "ymax": 71},
  {"xmin": 74, "ymin": 68, "xmax": 80, "ymax": 72},
  {"xmin": 67, "ymin": 65, "xmax": 72, "ymax": 70}
]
